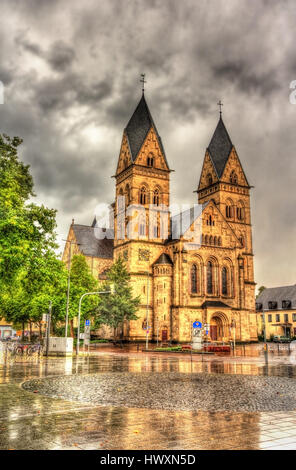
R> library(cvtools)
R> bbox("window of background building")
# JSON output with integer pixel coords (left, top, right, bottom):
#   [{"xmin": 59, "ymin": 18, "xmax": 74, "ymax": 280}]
[
  {"xmin": 276, "ymin": 314, "xmax": 280, "ymax": 322},
  {"xmin": 268, "ymin": 314, "xmax": 272, "ymax": 322},
  {"xmin": 293, "ymin": 314, "xmax": 296, "ymax": 322},
  {"xmin": 284, "ymin": 313, "xmax": 289, "ymax": 322}
]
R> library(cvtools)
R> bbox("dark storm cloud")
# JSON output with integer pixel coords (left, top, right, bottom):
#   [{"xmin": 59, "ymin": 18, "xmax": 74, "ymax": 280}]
[
  {"xmin": 47, "ymin": 41, "xmax": 76, "ymax": 72},
  {"xmin": 0, "ymin": 0, "xmax": 295, "ymax": 286},
  {"xmin": 212, "ymin": 61, "xmax": 281, "ymax": 97}
]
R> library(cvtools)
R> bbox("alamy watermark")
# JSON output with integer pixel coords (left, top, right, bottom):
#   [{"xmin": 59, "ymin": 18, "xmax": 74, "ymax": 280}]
[
  {"xmin": 289, "ymin": 80, "xmax": 296, "ymax": 104},
  {"xmin": 93, "ymin": 199, "xmax": 203, "ymax": 251}
]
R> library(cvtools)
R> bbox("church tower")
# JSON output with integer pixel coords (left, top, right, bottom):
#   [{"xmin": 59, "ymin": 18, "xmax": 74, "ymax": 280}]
[
  {"xmin": 197, "ymin": 112, "xmax": 255, "ymax": 312},
  {"xmin": 113, "ymin": 89, "xmax": 172, "ymax": 340}
]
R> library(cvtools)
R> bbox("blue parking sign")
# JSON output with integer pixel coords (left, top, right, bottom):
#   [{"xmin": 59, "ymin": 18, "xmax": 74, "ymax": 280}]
[{"xmin": 85, "ymin": 320, "xmax": 90, "ymax": 326}]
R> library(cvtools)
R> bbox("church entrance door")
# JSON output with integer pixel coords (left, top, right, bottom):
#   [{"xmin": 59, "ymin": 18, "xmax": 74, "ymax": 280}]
[
  {"xmin": 210, "ymin": 325, "xmax": 217, "ymax": 341},
  {"xmin": 210, "ymin": 314, "xmax": 227, "ymax": 341},
  {"xmin": 161, "ymin": 330, "xmax": 168, "ymax": 342}
]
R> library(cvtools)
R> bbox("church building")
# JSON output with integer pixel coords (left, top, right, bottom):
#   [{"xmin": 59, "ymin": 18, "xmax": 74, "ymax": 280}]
[{"xmin": 63, "ymin": 88, "xmax": 258, "ymax": 343}]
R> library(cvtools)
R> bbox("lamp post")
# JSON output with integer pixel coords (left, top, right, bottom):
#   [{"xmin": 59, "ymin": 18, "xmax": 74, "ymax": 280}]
[
  {"xmin": 145, "ymin": 270, "xmax": 149, "ymax": 351},
  {"xmin": 76, "ymin": 287, "xmax": 114, "ymax": 355}
]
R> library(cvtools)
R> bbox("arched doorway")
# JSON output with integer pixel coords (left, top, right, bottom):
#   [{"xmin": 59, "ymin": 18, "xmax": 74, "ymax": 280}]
[{"xmin": 210, "ymin": 313, "xmax": 229, "ymax": 341}]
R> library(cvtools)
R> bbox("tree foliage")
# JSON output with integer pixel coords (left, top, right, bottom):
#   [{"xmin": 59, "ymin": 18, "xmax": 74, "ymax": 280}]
[
  {"xmin": 95, "ymin": 257, "xmax": 140, "ymax": 338},
  {"xmin": 0, "ymin": 133, "xmax": 67, "ymax": 331},
  {"xmin": 67, "ymin": 254, "xmax": 99, "ymax": 335}
]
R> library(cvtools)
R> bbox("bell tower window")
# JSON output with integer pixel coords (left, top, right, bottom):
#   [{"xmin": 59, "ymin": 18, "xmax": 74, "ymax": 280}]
[
  {"xmin": 140, "ymin": 187, "xmax": 147, "ymax": 205},
  {"xmin": 147, "ymin": 154, "xmax": 154, "ymax": 167},
  {"xmin": 207, "ymin": 173, "xmax": 213, "ymax": 186},
  {"xmin": 230, "ymin": 170, "xmax": 238, "ymax": 185},
  {"xmin": 153, "ymin": 189, "xmax": 160, "ymax": 206}
]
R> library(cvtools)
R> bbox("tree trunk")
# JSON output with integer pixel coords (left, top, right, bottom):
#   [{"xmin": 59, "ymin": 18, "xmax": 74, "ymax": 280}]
[
  {"xmin": 22, "ymin": 322, "xmax": 25, "ymax": 342},
  {"xmin": 39, "ymin": 322, "xmax": 42, "ymax": 341},
  {"xmin": 29, "ymin": 321, "xmax": 32, "ymax": 342}
]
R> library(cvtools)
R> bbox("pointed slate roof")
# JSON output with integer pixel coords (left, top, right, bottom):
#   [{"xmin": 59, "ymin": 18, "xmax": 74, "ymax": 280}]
[
  {"xmin": 207, "ymin": 117, "xmax": 234, "ymax": 178},
  {"xmin": 125, "ymin": 94, "xmax": 169, "ymax": 168},
  {"xmin": 72, "ymin": 224, "xmax": 114, "ymax": 259}
]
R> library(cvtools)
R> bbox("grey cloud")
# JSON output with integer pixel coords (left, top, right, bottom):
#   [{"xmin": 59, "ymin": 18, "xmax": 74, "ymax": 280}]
[
  {"xmin": 212, "ymin": 61, "xmax": 280, "ymax": 97},
  {"xmin": 0, "ymin": 0, "xmax": 295, "ymax": 290},
  {"xmin": 47, "ymin": 41, "xmax": 76, "ymax": 72}
]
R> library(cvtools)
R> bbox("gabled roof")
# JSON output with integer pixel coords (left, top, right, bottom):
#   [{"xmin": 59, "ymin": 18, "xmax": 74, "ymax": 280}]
[
  {"xmin": 154, "ymin": 253, "xmax": 173, "ymax": 265},
  {"xmin": 72, "ymin": 224, "xmax": 113, "ymax": 259},
  {"xmin": 125, "ymin": 94, "xmax": 169, "ymax": 168},
  {"xmin": 256, "ymin": 285, "xmax": 296, "ymax": 310},
  {"xmin": 170, "ymin": 203, "xmax": 208, "ymax": 240},
  {"xmin": 207, "ymin": 117, "xmax": 234, "ymax": 178},
  {"xmin": 201, "ymin": 301, "xmax": 231, "ymax": 309}
]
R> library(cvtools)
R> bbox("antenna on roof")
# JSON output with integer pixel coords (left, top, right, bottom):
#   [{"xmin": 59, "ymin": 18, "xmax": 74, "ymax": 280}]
[{"xmin": 140, "ymin": 73, "xmax": 146, "ymax": 94}]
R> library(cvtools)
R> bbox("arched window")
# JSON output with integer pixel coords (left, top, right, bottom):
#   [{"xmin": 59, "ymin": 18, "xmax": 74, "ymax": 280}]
[
  {"xmin": 207, "ymin": 261, "xmax": 213, "ymax": 294},
  {"xmin": 226, "ymin": 200, "xmax": 234, "ymax": 219},
  {"xmin": 205, "ymin": 235, "xmax": 209, "ymax": 245},
  {"xmin": 191, "ymin": 264, "xmax": 198, "ymax": 294},
  {"xmin": 140, "ymin": 187, "xmax": 147, "ymax": 205},
  {"xmin": 230, "ymin": 170, "xmax": 238, "ymax": 185},
  {"xmin": 153, "ymin": 189, "xmax": 160, "ymax": 206},
  {"xmin": 218, "ymin": 236, "xmax": 222, "ymax": 246},
  {"xmin": 209, "ymin": 235, "xmax": 213, "ymax": 245},
  {"xmin": 214, "ymin": 236, "xmax": 217, "ymax": 246},
  {"xmin": 239, "ymin": 235, "xmax": 245, "ymax": 247},
  {"xmin": 147, "ymin": 154, "xmax": 154, "ymax": 167},
  {"xmin": 222, "ymin": 267, "xmax": 228, "ymax": 295},
  {"xmin": 207, "ymin": 173, "xmax": 213, "ymax": 186},
  {"xmin": 139, "ymin": 215, "xmax": 146, "ymax": 236},
  {"xmin": 125, "ymin": 184, "xmax": 130, "ymax": 205},
  {"xmin": 153, "ymin": 223, "xmax": 159, "ymax": 238},
  {"xmin": 237, "ymin": 203, "xmax": 244, "ymax": 221}
]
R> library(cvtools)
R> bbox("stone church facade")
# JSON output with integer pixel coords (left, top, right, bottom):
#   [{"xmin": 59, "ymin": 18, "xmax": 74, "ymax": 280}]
[{"xmin": 63, "ymin": 92, "xmax": 258, "ymax": 343}]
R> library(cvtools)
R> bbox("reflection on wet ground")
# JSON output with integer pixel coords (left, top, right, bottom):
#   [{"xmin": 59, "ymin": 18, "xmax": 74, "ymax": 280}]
[{"xmin": 1, "ymin": 345, "xmax": 296, "ymax": 450}]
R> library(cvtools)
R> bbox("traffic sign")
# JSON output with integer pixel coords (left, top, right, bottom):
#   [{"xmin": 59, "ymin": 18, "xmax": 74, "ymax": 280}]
[
  {"xmin": 193, "ymin": 321, "xmax": 202, "ymax": 329},
  {"xmin": 85, "ymin": 319, "xmax": 90, "ymax": 326}
]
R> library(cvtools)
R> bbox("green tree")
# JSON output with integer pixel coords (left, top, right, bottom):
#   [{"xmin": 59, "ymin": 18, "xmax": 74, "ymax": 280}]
[
  {"xmin": 67, "ymin": 254, "xmax": 99, "ymax": 337},
  {"xmin": 95, "ymin": 257, "xmax": 140, "ymax": 340},
  {"xmin": 0, "ymin": 133, "xmax": 68, "ymax": 336}
]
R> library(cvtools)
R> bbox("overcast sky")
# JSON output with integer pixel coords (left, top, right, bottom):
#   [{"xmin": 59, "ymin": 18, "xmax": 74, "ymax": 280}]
[{"xmin": 0, "ymin": 0, "xmax": 295, "ymax": 290}]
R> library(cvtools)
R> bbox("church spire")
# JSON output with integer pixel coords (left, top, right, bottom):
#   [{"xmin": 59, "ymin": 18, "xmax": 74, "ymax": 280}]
[
  {"xmin": 207, "ymin": 116, "xmax": 233, "ymax": 178},
  {"xmin": 124, "ymin": 93, "xmax": 169, "ymax": 168}
]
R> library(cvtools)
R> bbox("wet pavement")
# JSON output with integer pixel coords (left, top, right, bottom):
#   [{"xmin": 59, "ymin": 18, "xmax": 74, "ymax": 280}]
[{"xmin": 1, "ymin": 345, "xmax": 296, "ymax": 450}]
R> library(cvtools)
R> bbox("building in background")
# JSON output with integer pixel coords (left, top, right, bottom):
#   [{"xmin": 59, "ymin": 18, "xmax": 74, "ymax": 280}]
[
  {"xmin": 62, "ymin": 90, "xmax": 258, "ymax": 343},
  {"xmin": 0, "ymin": 319, "xmax": 16, "ymax": 340},
  {"xmin": 256, "ymin": 285, "xmax": 296, "ymax": 339}
]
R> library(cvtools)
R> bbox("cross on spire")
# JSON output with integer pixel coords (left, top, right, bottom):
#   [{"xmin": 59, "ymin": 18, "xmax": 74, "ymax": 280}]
[
  {"xmin": 140, "ymin": 73, "xmax": 146, "ymax": 94},
  {"xmin": 217, "ymin": 100, "xmax": 223, "ymax": 117}
]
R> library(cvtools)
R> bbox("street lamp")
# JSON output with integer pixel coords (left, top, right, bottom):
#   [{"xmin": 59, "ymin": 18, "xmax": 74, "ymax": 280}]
[
  {"xmin": 76, "ymin": 286, "xmax": 114, "ymax": 355},
  {"xmin": 145, "ymin": 270, "xmax": 149, "ymax": 351}
]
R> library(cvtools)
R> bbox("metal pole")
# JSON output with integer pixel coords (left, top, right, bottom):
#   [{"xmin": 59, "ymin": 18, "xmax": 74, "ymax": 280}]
[
  {"xmin": 76, "ymin": 294, "xmax": 84, "ymax": 356},
  {"xmin": 76, "ymin": 290, "xmax": 112, "ymax": 356},
  {"xmin": 46, "ymin": 301, "xmax": 52, "ymax": 356},
  {"xmin": 145, "ymin": 270, "xmax": 149, "ymax": 351},
  {"xmin": 65, "ymin": 241, "xmax": 72, "ymax": 338}
]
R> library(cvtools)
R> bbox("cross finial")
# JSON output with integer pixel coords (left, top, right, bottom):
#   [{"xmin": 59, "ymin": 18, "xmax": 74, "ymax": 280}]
[
  {"xmin": 140, "ymin": 73, "xmax": 146, "ymax": 94},
  {"xmin": 217, "ymin": 100, "xmax": 223, "ymax": 117}
]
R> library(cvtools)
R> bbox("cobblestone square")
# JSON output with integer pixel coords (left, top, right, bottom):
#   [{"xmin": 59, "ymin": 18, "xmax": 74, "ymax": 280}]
[{"xmin": 1, "ymin": 344, "xmax": 296, "ymax": 450}]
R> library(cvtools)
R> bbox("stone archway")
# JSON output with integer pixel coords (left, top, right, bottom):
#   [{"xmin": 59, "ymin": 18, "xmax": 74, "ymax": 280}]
[{"xmin": 210, "ymin": 312, "xmax": 229, "ymax": 342}]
